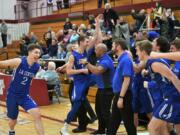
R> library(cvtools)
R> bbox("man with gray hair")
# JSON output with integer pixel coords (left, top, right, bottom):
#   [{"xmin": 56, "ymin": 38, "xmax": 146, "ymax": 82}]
[
  {"xmin": 0, "ymin": 20, "xmax": 8, "ymax": 48},
  {"xmin": 80, "ymin": 43, "xmax": 114, "ymax": 134}
]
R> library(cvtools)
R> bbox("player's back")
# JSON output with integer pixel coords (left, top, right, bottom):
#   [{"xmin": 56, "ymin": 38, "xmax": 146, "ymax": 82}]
[{"xmin": 8, "ymin": 57, "xmax": 40, "ymax": 97}]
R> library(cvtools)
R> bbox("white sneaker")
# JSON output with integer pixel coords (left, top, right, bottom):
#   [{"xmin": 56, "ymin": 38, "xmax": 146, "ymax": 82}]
[{"xmin": 60, "ymin": 123, "xmax": 70, "ymax": 135}]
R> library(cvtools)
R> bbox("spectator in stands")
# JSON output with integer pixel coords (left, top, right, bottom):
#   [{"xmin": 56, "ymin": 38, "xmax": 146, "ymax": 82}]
[
  {"xmin": 22, "ymin": 33, "xmax": 30, "ymax": 45},
  {"xmin": 56, "ymin": 0, "xmax": 63, "ymax": 10},
  {"xmin": 114, "ymin": 16, "xmax": 130, "ymax": 47},
  {"xmin": 159, "ymin": 8, "xmax": 169, "ymax": 39},
  {"xmin": 64, "ymin": 18, "xmax": 72, "ymax": 30},
  {"xmin": 98, "ymin": 0, "xmax": 108, "ymax": 8},
  {"xmin": 166, "ymin": 8, "xmax": 175, "ymax": 41},
  {"xmin": 44, "ymin": 27, "xmax": 55, "ymax": 48},
  {"xmin": 103, "ymin": 3, "xmax": 118, "ymax": 32},
  {"xmin": 57, "ymin": 43, "xmax": 66, "ymax": 59},
  {"xmin": 78, "ymin": 24, "xmax": 87, "ymax": 36},
  {"xmin": 63, "ymin": 0, "xmax": 69, "ymax": 8},
  {"xmin": 0, "ymin": 20, "xmax": 8, "ymax": 48},
  {"xmin": 29, "ymin": 32, "xmax": 37, "ymax": 44},
  {"xmin": 47, "ymin": 0, "xmax": 53, "ymax": 14},
  {"xmin": 69, "ymin": 29, "xmax": 79, "ymax": 43},
  {"xmin": 131, "ymin": 9, "xmax": 146, "ymax": 31},
  {"xmin": 88, "ymin": 15, "xmax": 96, "ymax": 25},
  {"xmin": 42, "ymin": 39, "xmax": 58, "ymax": 59},
  {"xmin": 41, "ymin": 61, "xmax": 60, "ymax": 101}
]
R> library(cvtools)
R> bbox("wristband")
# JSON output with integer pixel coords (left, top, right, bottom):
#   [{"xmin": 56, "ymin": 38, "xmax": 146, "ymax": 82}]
[{"xmin": 119, "ymin": 95, "xmax": 124, "ymax": 99}]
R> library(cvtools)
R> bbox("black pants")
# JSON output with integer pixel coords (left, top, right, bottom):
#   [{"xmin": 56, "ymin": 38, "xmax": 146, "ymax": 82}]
[
  {"xmin": 1, "ymin": 33, "xmax": 7, "ymax": 48},
  {"xmin": 107, "ymin": 90, "xmax": 137, "ymax": 135},
  {"xmin": 95, "ymin": 88, "xmax": 114, "ymax": 132}
]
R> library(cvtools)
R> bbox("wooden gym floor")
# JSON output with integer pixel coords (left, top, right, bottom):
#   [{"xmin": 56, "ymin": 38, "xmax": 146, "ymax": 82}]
[{"xmin": 0, "ymin": 98, "xmax": 149, "ymax": 135}]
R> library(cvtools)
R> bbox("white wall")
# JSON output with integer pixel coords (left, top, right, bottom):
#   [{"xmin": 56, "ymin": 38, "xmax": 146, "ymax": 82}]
[{"xmin": 0, "ymin": 0, "xmax": 17, "ymax": 20}]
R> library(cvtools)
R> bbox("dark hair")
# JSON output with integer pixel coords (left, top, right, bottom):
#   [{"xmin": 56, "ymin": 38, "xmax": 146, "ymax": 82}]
[
  {"xmin": 27, "ymin": 44, "xmax": 41, "ymax": 52},
  {"xmin": 113, "ymin": 38, "xmax": 128, "ymax": 50},
  {"xmin": 171, "ymin": 39, "xmax": 180, "ymax": 50},
  {"xmin": 136, "ymin": 40, "xmax": 152, "ymax": 55},
  {"xmin": 156, "ymin": 36, "xmax": 170, "ymax": 52}
]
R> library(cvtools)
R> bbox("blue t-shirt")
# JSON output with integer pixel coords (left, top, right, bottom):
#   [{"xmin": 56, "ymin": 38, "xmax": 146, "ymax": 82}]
[
  {"xmin": 113, "ymin": 52, "xmax": 134, "ymax": 93},
  {"xmin": 95, "ymin": 54, "xmax": 114, "ymax": 89},
  {"xmin": 8, "ymin": 57, "xmax": 40, "ymax": 97}
]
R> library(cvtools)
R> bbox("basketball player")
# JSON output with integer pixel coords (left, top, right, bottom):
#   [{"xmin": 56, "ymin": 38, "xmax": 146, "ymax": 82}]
[
  {"xmin": 136, "ymin": 40, "xmax": 180, "ymax": 135},
  {"xmin": 60, "ymin": 35, "xmax": 91, "ymax": 135},
  {"xmin": 0, "ymin": 44, "xmax": 44, "ymax": 135}
]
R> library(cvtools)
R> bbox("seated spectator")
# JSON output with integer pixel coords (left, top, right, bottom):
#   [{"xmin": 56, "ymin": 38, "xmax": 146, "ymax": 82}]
[
  {"xmin": 57, "ymin": 43, "xmax": 66, "ymax": 59},
  {"xmin": 69, "ymin": 30, "xmax": 79, "ymax": 43},
  {"xmin": 41, "ymin": 62, "xmax": 60, "ymax": 101},
  {"xmin": 29, "ymin": 32, "xmax": 37, "ymax": 44},
  {"xmin": 42, "ymin": 39, "xmax": 58, "ymax": 59},
  {"xmin": 63, "ymin": 18, "xmax": 72, "ymax": 30}
]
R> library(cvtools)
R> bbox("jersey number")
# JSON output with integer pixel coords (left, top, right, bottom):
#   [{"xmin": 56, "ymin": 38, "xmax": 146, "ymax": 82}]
[{"xmin": 21, "ymin": 77, "xmax": 28, "ymax": 85}]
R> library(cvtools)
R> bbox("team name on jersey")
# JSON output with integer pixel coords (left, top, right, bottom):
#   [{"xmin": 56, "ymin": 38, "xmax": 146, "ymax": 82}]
[{"xmin": 19, "ymin": 69, "xmax": 35, "ymax": 78}]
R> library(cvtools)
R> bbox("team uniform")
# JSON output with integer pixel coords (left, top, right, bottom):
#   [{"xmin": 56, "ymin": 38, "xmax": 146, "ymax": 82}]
[
  {"xmin": 146, "ymin": 58, "xmax": 180, "ymax": 124},
  {"xmin": 65, "ymin": 50, "xmax": 91, "ymax": 128},
  {"xmin": 6, "ymin": 57, "xmax": 40, "ymax": 119},
  {"xmin": 132, "ymin": 59, "xmax": 153, "ymax": 114}
]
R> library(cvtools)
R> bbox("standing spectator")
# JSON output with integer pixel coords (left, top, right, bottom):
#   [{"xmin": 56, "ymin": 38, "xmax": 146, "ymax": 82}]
[
  {"xmin": 166, "ymin": 8, "xmax": 175, "ymax": 41},
  {"xmin": 0, "ymin": 20, "xmax": 8, "ymax": 48},
  {"xmin": 131, "ymin": 9, "xmax": 146, "ymax": 31},
  {"xmin": 47, "ymin": 0, "xmax": 53, "ymax": 14},
  {"xmin": 88, "ymin": 15, "xmax": 96, "ymax": 25},
  {"xmin": 158, "ymin": 8, "xmax": 169, "ymax": 38},
  {"xmin": 107, "ymin": 39, "xmax": 137, "ymax": 135},
  {"xmin": 63, "ymin": 18, "xmax": 72, "ymax": 30},
  {"xmin": 114, "ymin": 16, "xmax": 130, "ymax": 47},
  {"xmin": 98, "ymin": 0, "xmax": 108, "ymax": 8},
  {"xmin": 63, "ymin": 0, "xmax": 69, "ymax": 8},
  {"xmin": 103, "ymin": 3, "xmax": 118, "ymax": 32},
  {"xmin": 56, "ymin": 0, "xmax": 62, "ymax": 10}
]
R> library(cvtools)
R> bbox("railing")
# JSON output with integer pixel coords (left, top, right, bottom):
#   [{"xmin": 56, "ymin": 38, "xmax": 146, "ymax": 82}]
[{"xmin": 15, "ymin": 0, "xmax": 155, "ymax": 20}]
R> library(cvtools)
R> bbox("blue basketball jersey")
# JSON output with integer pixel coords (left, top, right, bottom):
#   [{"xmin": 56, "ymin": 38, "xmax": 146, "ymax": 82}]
[
  {"xmin": 146, "ymin": 58, "xmax": 176, "ymax": 98},
  {"xmin": 8, "ymin": 57, "xmax": 40, "ymax": 97},
  {"xmin": 72, "ymin": 50, "xmax": 89, "ymax": 82},
  {"xmin": 172, "ymin": 61, "xmax": 180, "ymax": 79}
]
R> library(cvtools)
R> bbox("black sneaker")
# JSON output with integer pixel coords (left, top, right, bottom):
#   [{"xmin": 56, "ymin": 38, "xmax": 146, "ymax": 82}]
[
  {"xmin": 72, "ymin": 127, "xmax": 86, "ymax": 133},
  {"xmin": 90, "ymin": 130, "xmax": 105, "ymax": 135},
  {"xmin": 9, "ymin": 131, "xmax": 15, "ymax": 135}
]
